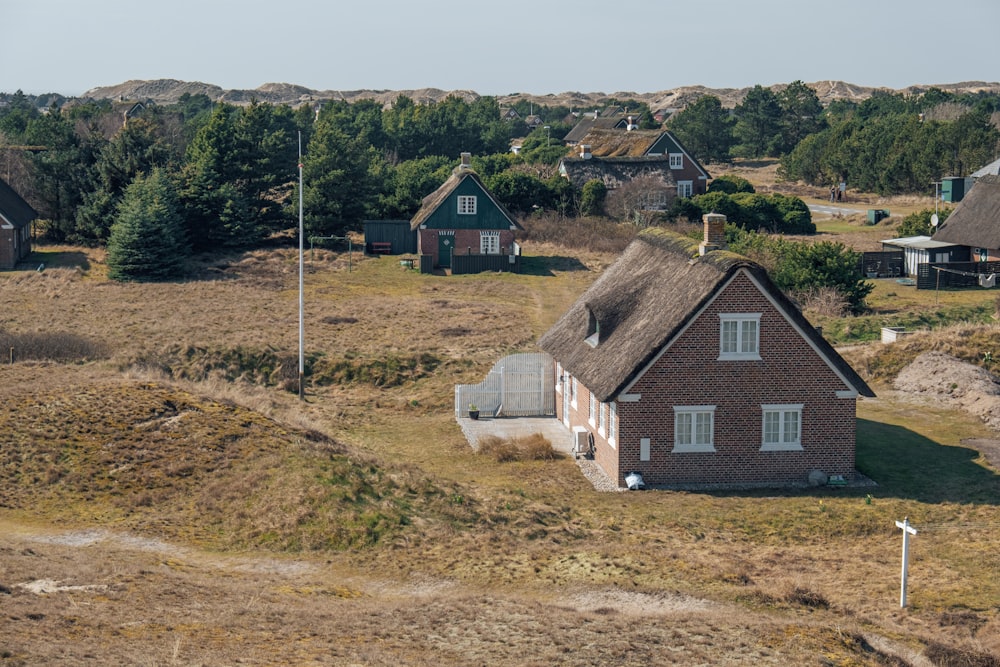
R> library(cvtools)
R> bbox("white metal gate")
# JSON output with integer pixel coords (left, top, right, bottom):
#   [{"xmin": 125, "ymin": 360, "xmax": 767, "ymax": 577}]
[{"xmin": 454, "ymin": 352, "xmax": 554, "ymax": 417}]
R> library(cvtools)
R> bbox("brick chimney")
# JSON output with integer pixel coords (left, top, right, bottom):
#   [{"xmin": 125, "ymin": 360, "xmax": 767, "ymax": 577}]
[
  {"xmin": 699, "ymin": 213, "xmax": 727, "ymax": 256},
  {"xmin": 460, "ymin": 152, "xmax": 472, "ymax": 169},
  {"xmin": 579, "ymin": 144, "xmax": 592, "ymax": 159}
]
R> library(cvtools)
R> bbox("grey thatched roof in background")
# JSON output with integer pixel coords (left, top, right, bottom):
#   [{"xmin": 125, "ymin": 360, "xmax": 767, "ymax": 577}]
[
  {"xmin": 538, "ymin": 228, "xmax": 874, "ymax": 402},
  {"xmin": 567, "ymin": 128, "xmax": 663, "ymax": 157},
  {"xmin": 559, "ymin": 155, "xmax": 678, "ymax": 189},
  {"xmin": 0, "ymin": 178, "xmax": 37, "ymax": 229},
  {"xmin": 932, "ymin": 174, "xmax": 1000, "ymax": 248}
]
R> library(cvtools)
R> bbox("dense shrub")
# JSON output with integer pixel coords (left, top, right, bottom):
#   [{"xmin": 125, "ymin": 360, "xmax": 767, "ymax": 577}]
[
  {"xmin": 708, "ymin": 174, "xmax": 755, "ymax": 194},
  {"xmin": 682, "ymin": 192, "xmax": 815, "ymax": 234},
  {"xmin": 729, "ymin": 228, "xmax": 872, "ymax": 314},
  {"xmin": 896, "ymin": 207, "xmax": 952, "ymax": 237}
]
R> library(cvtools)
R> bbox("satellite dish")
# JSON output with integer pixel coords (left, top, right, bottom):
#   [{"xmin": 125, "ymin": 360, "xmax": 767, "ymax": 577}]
[{"xmin": 931, "ymin": 214, "xmax": 939, "ymax": 227}]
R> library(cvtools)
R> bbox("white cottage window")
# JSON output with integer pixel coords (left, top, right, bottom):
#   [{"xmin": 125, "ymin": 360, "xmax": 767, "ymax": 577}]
[
  {"xmin": 719, "ymin": 314, "xmax": 761, "ymax": 360},
  {"xmin": 673, "ymin": 406, "xmax": 716, "ymax": 453},
  {"xmin": 457, "ymin": 195, "xmax": 477, "ymax": 215},
  {"xmin": 761, "ymin": 404, "xmax": 803, "ymax": 451},
  {"xmin": 480, "ymin": 231, "xmax": 500, "ymax": 254}
]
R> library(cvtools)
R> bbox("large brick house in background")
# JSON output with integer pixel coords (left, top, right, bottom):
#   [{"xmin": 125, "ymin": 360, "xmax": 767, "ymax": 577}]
[
  {"xmin": 538, "ymin": 217, "xmax": 874, "ymax": 489},
  {"xmin": 0, "ymin": 177, "xmax": 36, "ymax": 270},
  {"xmin": 410, "ymin": 153, "xmax": 522, "ymax": 270},
  {"xmin": 558, "ymin": 128, "xmax": 710, "ymax": 199}
]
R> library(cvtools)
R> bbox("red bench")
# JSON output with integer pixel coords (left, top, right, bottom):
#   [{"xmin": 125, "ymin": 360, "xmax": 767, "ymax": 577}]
[{"xmin": 370, "ymin": 242, "xmax": 391, "ymax": 254}]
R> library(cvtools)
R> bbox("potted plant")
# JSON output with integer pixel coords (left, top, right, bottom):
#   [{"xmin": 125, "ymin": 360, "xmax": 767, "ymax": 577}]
[{"xmin": 468, "ymin": 403, "xmax": 480, "ymax": 420}]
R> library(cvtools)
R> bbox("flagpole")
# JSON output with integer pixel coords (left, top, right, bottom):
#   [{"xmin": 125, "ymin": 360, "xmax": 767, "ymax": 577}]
[{"xmin": 298, "ymin": 131, "xmax": 305, "ymax": 401}]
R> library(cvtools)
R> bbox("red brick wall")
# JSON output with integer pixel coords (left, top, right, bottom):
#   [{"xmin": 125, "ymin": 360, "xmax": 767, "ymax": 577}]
[
  {"xmin": 418, "ymin": 229, "xmax": 516, "ymax": 267},
  {"xmin": 557, "ymin": 271, "xmax": 860, "ymax": 488},
  {"xmin": 555, "ymin": 371, "xmax": 620, "ymax": 484},
  {"xmin": 623, "ymin": 271, "xmax": 857, "ymax": 487}
]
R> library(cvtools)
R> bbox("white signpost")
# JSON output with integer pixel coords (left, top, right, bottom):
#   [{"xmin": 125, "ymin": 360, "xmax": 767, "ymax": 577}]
[{"xmin": 895, "ymin": 517, "xmax": 918, "ymax": 608}]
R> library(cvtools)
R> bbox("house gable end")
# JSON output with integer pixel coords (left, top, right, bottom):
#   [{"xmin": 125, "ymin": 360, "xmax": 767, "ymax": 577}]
[
  {"xmin": 621, "ymin": 268, "xmax": 872, "ymax": 398},
  {"xmin": 411, "ymin": 169, "xmax": 522, "ymax": 232}
]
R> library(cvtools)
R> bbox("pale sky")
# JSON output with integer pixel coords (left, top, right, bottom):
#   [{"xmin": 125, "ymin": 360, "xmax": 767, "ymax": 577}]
[{"xmin": 3, "ymin": 0, "xmax": 998, "ymax": 97}]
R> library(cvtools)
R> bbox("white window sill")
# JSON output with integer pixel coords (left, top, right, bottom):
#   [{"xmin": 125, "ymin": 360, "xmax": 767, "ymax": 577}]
[
  {"xmin": 761, "ymin": 442, "xmax": 803, "ymax": 452},
  {"xmin": 717, "ymin": 353, "xmax": 761, "ymax": 361},
  {"xmin": 672, "ymin": 443, "xmax": 716, "ymax": 454}
]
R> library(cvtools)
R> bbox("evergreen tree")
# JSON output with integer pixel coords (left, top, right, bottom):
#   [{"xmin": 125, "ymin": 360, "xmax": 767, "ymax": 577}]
[
  {"xmin": 106, "ymin": 169, "xmax": 189, "ymax": 282},
  {"xmin": 733, "ymin": 85, "xmax": 784, "ymax": 158},
  {"xmin": 300, "ymin": 120, "xmax": 381, "ymax": 236},
  {"xmin": 777, "ymin": 81, "xmax": 825, "ymax": 154},
  {"xmin": 667, "ymin": 95, "xmax": 735, "ymax": 163}
]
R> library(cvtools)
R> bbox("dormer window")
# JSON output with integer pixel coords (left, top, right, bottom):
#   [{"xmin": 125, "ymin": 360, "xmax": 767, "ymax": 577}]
[
  {"xmin": 585, "ymin": 305, "xmax": 600, "ymax": 347},
  {"xmin": 457, "ymin": 195, "xmax": 477, "ymax": 215}
]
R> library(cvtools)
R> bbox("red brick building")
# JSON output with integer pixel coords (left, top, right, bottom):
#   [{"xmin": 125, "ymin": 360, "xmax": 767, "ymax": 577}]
[
  {"xmin": 539, "ymin": 217, "xmax": 874, "ymax": 489},
  {"xmin": 411, "ymin": 153, "xmax": 522, "ymax": 271}
]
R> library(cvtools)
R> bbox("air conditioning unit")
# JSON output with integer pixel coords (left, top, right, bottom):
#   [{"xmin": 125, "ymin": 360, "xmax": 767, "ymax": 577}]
[{"xmin": 572, "ymin": 427, "xmax": 593, "ymax": 459}]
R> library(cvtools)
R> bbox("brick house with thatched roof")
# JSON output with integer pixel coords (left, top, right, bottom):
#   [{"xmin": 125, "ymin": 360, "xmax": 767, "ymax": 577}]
[
  {"xmin": 538, "ymin": 216, "xmax": 874, "ymax": 489},
  {"xmin": 932, "ymin": 174, "xmax": 1000, "ymax": 262},
  {"xmin": 559, "ymin": 128, "xmax": 710, "ymax": 201},
  {"xmin": 0, "ymin": 177, "xmax": 36, "ymax": 270},
  {"xmin": 411, "ymin": 153, "xmax": 522, "ymax": 271}
]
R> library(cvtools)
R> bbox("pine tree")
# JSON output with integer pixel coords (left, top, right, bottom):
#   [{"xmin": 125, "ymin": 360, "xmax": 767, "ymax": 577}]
[{"xmin": 106, "ymin": 169, "xmax": 189, "ymax": 281}]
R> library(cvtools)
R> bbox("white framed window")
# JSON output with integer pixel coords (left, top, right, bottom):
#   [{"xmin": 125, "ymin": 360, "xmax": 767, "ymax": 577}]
[
  {"xmin": 669, "ymin": 153, "xmax": 683, "ymax": 169},
  {"xmin": 570, "ymin": 377, "xmax": 578, "ymax": 409},
  {"xmin": 555, "ymin": 363, "xmax": 563, "ymax": 394},
  {"xmin": 588, "ymin": 394, "xmax": 597, "ymax": 426},
  {"xmin": 608, "ymin": 402, "xmax": 617, "ymax": 447},
  {"xmin": 673, "ymin": 406, "xmax": 716, "ymax": 453},
  {"xmin": 480, "ymin": 231, "xmax": 500, "ymax": 254},
  {"xmin": 761, "ymin": 404, "xmax": 803, "ymax": 451},
  {"xmin": 719, "ymin": 314, "xmax": 761, "ymax": 360},
  {"xmin": 457, "ymin": 195, "xmax": 477, "ymax": 215},
  {"xmin": 598, "ymin": 402, "xmax": 607, "ymax": 436},
  {"xmin": 677, "ymin": 180, "xmax": 693, "ymax": 197}
]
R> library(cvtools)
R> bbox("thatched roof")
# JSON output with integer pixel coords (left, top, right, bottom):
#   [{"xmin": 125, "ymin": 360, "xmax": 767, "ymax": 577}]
[
  {"xmin": 409, "ymin": 165, "xmax": 521, "ymax": 231},
  {"xmin": 558, "ymin": 155, "xmax": 678, "ymax": 189},
  {"xmin": 562, "ymin": 113, "xmax": 628, "ymax": 144},
  {"xmin": 932, "ymin": 174, "xmax": 1000, "ymax": 248},
  {"xmin": 538, "ymin": 228, "xmax": 874, "ymax": 402},
  {"xmin": 0, "ymin": 178, "xmax": 36, "ymax": 229},
  {"xmin": 567, "ymin": 128, "xmax": 663, "ymax": 157}
]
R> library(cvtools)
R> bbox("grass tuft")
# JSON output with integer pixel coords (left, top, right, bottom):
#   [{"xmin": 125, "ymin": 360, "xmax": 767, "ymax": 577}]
[{"xmin": 477, "ymin": 433, "xmax": 561, "ymax": 463}]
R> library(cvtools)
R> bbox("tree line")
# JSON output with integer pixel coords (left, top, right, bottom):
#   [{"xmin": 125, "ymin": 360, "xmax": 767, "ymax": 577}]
[
  {"xmin": 665, "ymin": 83, "xmax": 1000, "ymax": 194},
  {"xmin": 2, "ymin": 82, "xmax": 996, "ymax": 289}
]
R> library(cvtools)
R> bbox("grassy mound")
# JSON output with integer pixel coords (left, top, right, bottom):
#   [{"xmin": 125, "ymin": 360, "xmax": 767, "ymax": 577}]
[{"xmin": 0, "ymin": 380, "xmax": 474, "ymax": 551}]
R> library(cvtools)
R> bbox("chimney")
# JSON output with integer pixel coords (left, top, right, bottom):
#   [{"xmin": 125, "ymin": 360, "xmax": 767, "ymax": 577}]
[
  {"xmin": 627, "ymin": 115, "xmax": 636, "ymax": 131},
  {"xmin": 460, "ymin": 152, "xmax": 472, "ymax": 169},
  {"xmin": 699, "ymin": 213, "xmax": 727, "ymax": 256},
  {"xmin": 580, "ymin": 144, "xmax": 592, "ymax": 160}
]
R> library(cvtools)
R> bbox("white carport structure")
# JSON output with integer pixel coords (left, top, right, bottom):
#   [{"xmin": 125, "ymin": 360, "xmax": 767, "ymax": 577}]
[{"xmin": 881, "ymin": 236, "xmax": 964, "ymax": 277}]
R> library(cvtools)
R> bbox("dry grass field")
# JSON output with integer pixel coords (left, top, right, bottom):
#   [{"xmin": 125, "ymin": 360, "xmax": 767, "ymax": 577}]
[{"xmin": 2, "ymin": 198, "xmax": 999, "ymax": 665}]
